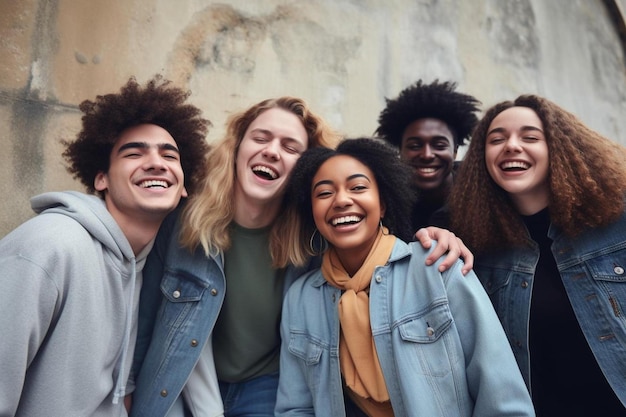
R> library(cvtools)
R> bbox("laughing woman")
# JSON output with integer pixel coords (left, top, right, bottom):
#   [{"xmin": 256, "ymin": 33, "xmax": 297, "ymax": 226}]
[
  {"xmin": 276, "ymin": 138, "xmax": 534, "ymax": 416},
  {"xmin": 447, "ymin": 95, "xmax": 626, "ymax": 415}
]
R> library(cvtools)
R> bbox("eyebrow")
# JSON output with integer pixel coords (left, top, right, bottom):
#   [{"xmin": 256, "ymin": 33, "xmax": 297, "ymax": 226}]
[
  {"xmin": 117, "ymin": 142, "xmax": 180, "ymax": 154},
  {"xmin": 312, "ymin": 173, "xmax": 371, "ymax": 190},
  {"xmin": 487, "ymin": 125, "xmax": 543, "ymax": 136}
]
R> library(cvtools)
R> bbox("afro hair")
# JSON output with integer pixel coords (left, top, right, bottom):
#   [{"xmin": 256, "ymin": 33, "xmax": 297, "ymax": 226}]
[
  {"xmin": 62, "ymin": 75, "xmax": 211, "ymax": 196},
  {"xmin": 375, "ymin": 79, "xmax": 481, "ymax": 148}
]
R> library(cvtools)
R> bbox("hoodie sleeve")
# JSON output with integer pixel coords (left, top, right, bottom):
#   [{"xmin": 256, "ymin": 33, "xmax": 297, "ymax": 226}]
[{"xmin": 0, "ymin": 252, "xmax": 59, "ymax": 415}]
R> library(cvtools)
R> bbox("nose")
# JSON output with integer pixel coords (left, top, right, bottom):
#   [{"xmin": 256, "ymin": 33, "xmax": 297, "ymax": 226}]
[
  {"xmin": 262, "ymin": 139, "xmax": 281, "ymax": 161},
  {"xmin": 419, "ymin": 145, "xmax": 435, "ymax": 160},
  {"xmin": 504, "ymin": 135, "xmax": 523, "ymax": 153},
  {"xmin": 334, "ymin": 188, "xmax": 353, "ymax": 208},
  {"xmin": 144, "ymin": 150, "xmax": 167, "ymax": 171}
]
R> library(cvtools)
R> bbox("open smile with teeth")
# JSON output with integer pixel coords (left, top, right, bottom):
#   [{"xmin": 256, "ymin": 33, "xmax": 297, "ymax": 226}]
[
  {"xmin": 500, "ymin": 161, "xmax": 530, "ymax": 171},
  {"xmin": 138, "ymin": 179, "xmax": 170, "ymax": 188},
  {"xmin": 331, "ymin": 215, "xmax": 363, "ymax": 226},
  {"xmin": 252, "ymin": 165, "xmax": 278, "ymax": 180},
  {"xmin": 417, "ymin": 167, "xmax": 438, "ymax": 174}
]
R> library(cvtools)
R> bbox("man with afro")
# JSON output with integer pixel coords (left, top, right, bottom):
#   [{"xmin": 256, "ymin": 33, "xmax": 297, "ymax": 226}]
[
  {"xmin": 376, "ymin": 79, "xmax": 480, "ymax": 231},
  {"xmin": 0, "ymin": 75, "xmax": 210, "ymax": 417}
]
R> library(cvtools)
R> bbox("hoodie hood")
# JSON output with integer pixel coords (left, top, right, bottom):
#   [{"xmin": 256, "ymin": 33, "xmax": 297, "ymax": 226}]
[
  {"xmin": 31, "ymin": 191, "xmax": 135, "ymax": 262},
  {"xmin": 31, "ymin": 190, "xmax": 139, "ymax": 405}
]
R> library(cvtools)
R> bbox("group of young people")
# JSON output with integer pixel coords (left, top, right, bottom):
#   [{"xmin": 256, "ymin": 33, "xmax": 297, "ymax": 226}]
[{"xmin": 1, "ymin": 73, "xmax": 625, "ymax": 417}]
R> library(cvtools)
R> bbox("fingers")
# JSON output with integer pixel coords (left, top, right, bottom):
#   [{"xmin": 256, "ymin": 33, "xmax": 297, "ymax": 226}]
[
  {"xmin": 416, "ymin": 227, "xmax": 475, "ymax": 275},
  {"xmin": 458, "ymin": 238, "xmax": 474, "ymax": 275},
  {"xmin": 414, "ymin": 227, "xmax": 433, "ymax": 251}
]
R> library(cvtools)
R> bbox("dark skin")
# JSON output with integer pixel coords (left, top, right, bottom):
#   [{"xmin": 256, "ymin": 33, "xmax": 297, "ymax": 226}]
[{"xmin": 400, "ymin": 118, "xmax": 457, "ymax": 200}]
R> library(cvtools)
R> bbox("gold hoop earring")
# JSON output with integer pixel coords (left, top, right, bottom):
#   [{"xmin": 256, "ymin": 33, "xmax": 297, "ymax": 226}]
[
  {"xmin": 380, "ymin": 219, "xmax": 389, "ymax": 235},
  {"xmin": 309, "ymin": 228, "xmax": 329, "ymax": 254}
]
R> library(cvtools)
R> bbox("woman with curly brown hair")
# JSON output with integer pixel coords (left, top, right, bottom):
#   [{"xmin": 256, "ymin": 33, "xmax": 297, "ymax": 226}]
[{"xmin": 448, "ymin": 95, "xmax": 626, "ymax": 415}]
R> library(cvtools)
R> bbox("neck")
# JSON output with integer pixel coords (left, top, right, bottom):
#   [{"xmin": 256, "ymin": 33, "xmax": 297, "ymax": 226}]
[
  {"xmin": 113, "ymin": 216, "xmax": 161, "ymax": 255},
  {"xmin": 233, "ymin": 188, "xmax": 282, "ymax": 229},
  {"xmin": 509, "ymin": 185, "xmax": 550, "ymax": 215},
  {"xmin": 418, "ymin": 173, "xmax": 454, "ymax": 204},
  {"xmin": 103, "ymin": 200, "xmax": 163, "ymax": 255}
]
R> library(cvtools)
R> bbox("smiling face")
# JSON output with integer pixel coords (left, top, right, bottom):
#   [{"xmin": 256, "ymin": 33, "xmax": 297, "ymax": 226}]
[
  {"xmin": 235, "ymin": 108, "xmax": 308, "ymax": 213},
  {"xmin": 94, "ymin": 123, "xmax": 187, "ymax": 226},
  {"xmin": 485, "ymin": 106, "xmax": 550, "ymax": 215},
  {"xmin": 400, "ymin": 118, "xmax": 457, "ymax": 192},
  {"xmin": 312, "ymin": 155, "xmax": 385, "ymax": 273}
]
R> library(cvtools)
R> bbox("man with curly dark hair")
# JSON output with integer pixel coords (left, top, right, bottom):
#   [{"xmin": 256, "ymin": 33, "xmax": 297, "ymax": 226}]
[
  {"xmin": 376, "ymin": 79, "xmax": 480, "ymax": 230},
  {"xmin": 0, "ymin": 75, "xmax": 210, "ymax": 417}
]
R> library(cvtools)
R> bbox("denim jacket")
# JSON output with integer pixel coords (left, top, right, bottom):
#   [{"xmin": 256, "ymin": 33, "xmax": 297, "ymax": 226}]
[
  {"xmin": 276, "ymin": 239, "xmax": 535, "ymax": 417},
  {"xmin": 129, "ymin": 211, "xmax": 312, "ymax": 417},
  {"xmin": 474, "ymin": 211, "xmax": 626, "ymax": 406}
]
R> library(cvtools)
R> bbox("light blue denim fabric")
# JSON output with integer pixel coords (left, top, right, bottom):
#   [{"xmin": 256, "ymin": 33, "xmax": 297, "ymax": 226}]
[
  {"xmin": 129, "ymin": 210, "xmax": 313, "ymax": 417},
  {"xmin": 474, "ymin": 211, "xmax": 626, "ymax": 407},
  {"xmin": 275, "ymin": 239, "xmax": 535, "ymax": 417}
]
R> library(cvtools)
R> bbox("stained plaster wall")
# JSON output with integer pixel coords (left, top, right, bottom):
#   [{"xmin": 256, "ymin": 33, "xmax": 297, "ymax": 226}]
[{"xmin": 1, "ymin": 0, "xmax": 625, "ymax": 237}]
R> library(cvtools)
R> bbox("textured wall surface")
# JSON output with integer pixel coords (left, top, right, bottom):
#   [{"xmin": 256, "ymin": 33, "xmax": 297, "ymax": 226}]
[{"xmin": 1, "ymin": 0, "xmax": 625, "ymax": 237}]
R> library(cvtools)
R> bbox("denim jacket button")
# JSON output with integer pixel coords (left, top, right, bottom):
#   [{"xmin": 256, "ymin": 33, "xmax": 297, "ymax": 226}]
[
  {"xmin": 427, "ymin": 327, "xmax": 435, "ymax": 337},
  {"xmin": 160, "ymin": 389, "xmax": 168, "ymax": 397},
  {"xmin": 375, "ymin": 275, "xmax": 382, "ymax": 283},
  {"xmin": 521, "ymin": 281, "xmax": 529, "ymax": 289},
  {"xmin": 614, "ymin": 266, "xmax": 624, "ymax": 275},
  {"xmin": 190, "ymin": 339, "xmax": 198, "ymax": 347},
  {"xmin": 211, "ymin": 288, "xmax": 218, "ymax": 296},
  {"xmin": 172, "ymin": 290, "xmax": 181, "ymax": 299}
]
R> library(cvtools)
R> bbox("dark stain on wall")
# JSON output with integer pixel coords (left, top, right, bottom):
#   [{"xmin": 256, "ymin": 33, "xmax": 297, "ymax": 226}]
[
  {"xmin": 167, "ymin": 3, "xmax": 360, "ymax": 84},
  {"xmin": 10, "ymin": 95, "xmax": 49, "ymax": 196},
  {"xmin": 8, "ymin": 0, "xmax": 61, "ymax": 197},
  {"xmin": 485, "ymin": 0, "xmax": 539, "ymax": 68}
]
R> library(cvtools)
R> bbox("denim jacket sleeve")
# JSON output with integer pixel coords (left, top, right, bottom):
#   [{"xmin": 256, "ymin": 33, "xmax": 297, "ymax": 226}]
[
  {"xmin": 128, "ymin": 209, "xmax": 178, "ymax": 391},
  {"xmin": 275, "ymin": 272, "xmax": 318, "ymax": 416},
  {"xmin": 441, "ymin": 263, "xmax": 535, "ymax": 416}
]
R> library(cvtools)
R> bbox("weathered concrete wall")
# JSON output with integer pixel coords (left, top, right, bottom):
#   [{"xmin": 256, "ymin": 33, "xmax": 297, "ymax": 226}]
[{"xmin": 1, "ymin": 0, "xmax": 625, "ymax": 237}]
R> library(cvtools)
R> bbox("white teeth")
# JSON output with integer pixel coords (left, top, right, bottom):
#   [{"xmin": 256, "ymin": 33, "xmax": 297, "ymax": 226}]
[
  {"xmin": 331, "ymin": 215, "xmax": 362, "ymax": 226},
  {"xmin": 139, "ymin": 180, "xmax": 168, "ymax": 188},
  {"xmin": 252, "ymin": 165, "xmax": 278, "ymax": 179},
  {"xmin": 501, "ymin": 161, "xmax": 530, "ymax": 170},
  {"xmin": 418, "ymin": 167, "xmax": 437, "ymax": 173}
]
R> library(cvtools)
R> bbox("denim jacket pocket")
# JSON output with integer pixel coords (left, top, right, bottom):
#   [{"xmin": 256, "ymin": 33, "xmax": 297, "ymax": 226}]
[
  {"xmin": 398, "ymin": 303, "xmax": 456, "ymax": 377},
  {"xmin": 288, "ymin": 332, "xmax": 323, "ymax": 365},
  {"xmin": 585, "ymin": 252, "xmax": 626, "ymax": 283},
  {"xmin": 160, "ymin": 268, "xmax": 209, "ymax": 302}
]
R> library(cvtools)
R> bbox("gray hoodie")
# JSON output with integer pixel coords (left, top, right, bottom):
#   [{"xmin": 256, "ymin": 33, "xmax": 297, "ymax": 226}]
[{"xmin": 0, "ymin": 191, "xmax": 151, "ymax": 417}]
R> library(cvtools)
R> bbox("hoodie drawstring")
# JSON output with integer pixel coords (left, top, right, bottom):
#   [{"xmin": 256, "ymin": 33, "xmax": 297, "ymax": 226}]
[{"xmin": 112, "ymin": 257, "xmax": 137, "ymax": 405}]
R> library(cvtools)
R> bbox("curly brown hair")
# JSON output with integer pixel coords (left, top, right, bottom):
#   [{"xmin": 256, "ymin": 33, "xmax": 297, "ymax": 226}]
[
  {"xmin": 448, "ymin": 95, "xmax": 626, "ymax": 254},
  {"xmin": 62, "ymin": 75, "xmax": 211, "ymax": 196},
  {"xmin": 375, "ymin": 79, "xmax": 481, "ymax": 148}
]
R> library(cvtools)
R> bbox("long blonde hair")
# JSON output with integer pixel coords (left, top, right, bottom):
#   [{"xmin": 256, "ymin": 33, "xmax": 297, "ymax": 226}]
[{"xmin": 180, "ymin": 97, "xmax": 339, "ymax": 266}]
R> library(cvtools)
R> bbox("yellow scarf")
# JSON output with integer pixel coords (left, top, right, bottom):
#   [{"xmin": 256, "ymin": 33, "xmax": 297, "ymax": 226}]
[{"xmin": 321, "ymin": 227, "xmax": 396, "ymax": 415}]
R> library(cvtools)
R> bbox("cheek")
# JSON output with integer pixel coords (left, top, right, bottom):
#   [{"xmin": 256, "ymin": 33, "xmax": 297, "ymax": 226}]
[
  {"xmin": 284, "ymin": 155, "xmax": 301, "ymax": 176},
  {"xmin": 311, "ymin": 201, "xmax": 327, "ymax": 228}
]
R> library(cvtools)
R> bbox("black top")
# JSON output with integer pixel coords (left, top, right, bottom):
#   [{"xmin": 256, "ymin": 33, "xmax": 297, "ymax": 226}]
[{"xmin": 524, "ymin": 209, "xmax": 625, "ymax": 416}]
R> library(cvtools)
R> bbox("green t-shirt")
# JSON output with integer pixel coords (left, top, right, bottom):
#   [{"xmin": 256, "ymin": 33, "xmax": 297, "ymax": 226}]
[{"xmin": 212, "ymin": 222, "xmax": 286, "ymax": 382}]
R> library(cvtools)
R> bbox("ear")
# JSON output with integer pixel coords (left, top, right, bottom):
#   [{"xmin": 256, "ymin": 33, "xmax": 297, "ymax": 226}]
[
  {"xmin": 181, "ymin": 186, "xmax": 188, "ymax": 198},
  {"xmin": 94, "ymin": 172, "xmax": 108, "ymax": 192},
  {"xmin": 453, "ymin": 145, "xmax": 459, "ymax": 159}
]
